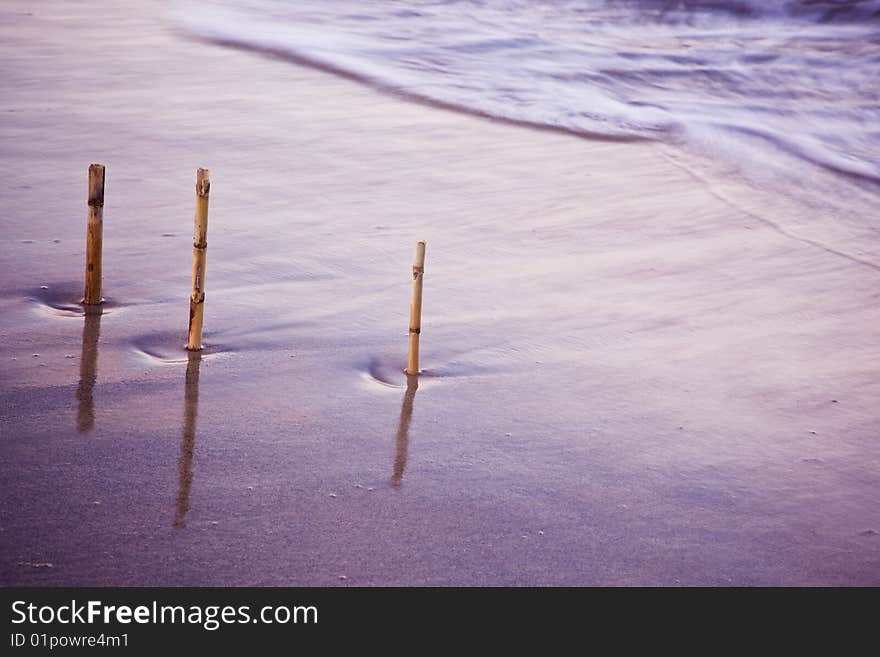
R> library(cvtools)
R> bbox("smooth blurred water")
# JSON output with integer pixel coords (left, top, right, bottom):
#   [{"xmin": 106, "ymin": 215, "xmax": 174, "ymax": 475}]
[{"xmin": 175, "ymin": 0, "xmax": 880, "ymax": 215}]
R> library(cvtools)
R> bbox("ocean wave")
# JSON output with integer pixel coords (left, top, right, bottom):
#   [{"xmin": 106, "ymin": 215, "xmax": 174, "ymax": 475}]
[
  {"xmin": 628, "ymin": 0, "xmax": 880, "ymax": 23},
  {"xmin": 173, "ymin": 0, "xmax": 880, "ymax": 201}
]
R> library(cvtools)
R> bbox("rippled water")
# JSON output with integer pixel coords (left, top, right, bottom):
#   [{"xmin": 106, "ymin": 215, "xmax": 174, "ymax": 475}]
[{"xmin": 175, "ymin": 0, "xmax": 880, "ymax": 214}]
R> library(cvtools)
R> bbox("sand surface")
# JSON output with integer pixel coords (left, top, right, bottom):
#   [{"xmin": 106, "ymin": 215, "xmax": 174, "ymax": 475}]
[{"xmin": 1, "ymin": 0, "xmax": 878, "ymax": 586}]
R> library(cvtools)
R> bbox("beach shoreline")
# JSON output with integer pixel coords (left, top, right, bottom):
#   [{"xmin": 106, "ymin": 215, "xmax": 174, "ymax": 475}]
[{"xmin": 1, "ymin": 0, "xmax": 878, "ymax": 586}]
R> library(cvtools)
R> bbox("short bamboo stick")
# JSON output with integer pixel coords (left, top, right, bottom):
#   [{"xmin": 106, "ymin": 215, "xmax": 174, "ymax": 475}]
[
  {"xmin": 83, "ymin": 163, "xmax": 105, "ymax": 305},
  {"xmin": 186, "ymin": 168, "xmax": 210, "ymax": 351},
  {"xmin": 406, "ymin": 241, "xmax": 426, "ymax": 375}
]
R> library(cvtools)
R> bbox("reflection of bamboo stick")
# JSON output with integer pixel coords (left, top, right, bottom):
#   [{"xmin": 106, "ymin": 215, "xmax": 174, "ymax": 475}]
[
  {"xmin": 174, "ymin": 351, "xmax": 202, "ymax": 528},
  {"xmin": 83, "ymin": 164, "xmax": 105, "ymax": 305},
  {"xmin": 186, "ymin": 169, "xmax": 210, "ymax": 351},
  {"xmin": 406, "ymin": 241, "xmax": 426, "ymax": 375},
  {"xmin": 391, "ymin": 375, "xmax": 419, "ymax": 487},
  {"xmin": 75, "ymin": 307, "xmax": 102, "ymax": 433}
]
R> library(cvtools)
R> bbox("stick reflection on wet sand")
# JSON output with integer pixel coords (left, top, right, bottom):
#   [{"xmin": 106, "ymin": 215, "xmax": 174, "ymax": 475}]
[
  {"xmin": 173, "ymin": 351, "xmax": 202, "ymax": 529},
  {"xmin": 75, "ymin": 306, "xmax": 102, "ymax": 433},
  {"xmin": 391, "ymin": 374, "xmax": 419, "ymax": 487}
]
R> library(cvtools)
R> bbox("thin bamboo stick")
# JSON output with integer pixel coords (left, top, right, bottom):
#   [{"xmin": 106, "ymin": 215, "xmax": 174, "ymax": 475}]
[
  {"xmin": 83, "ymin": 163, "xmax": 105, "ymax": 305},
  {"xmin": 406, "ymin": 241, "xmax": 426, "ymax": 375},
  {"xmin": 186, "ymin": 168, "xmax": 210, "ymax": 351}
]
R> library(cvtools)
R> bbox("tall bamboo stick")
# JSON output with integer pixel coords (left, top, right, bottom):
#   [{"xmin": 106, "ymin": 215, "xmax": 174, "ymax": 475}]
[
  {"xmin": 406, "ymin": 241, "xmax": 426, "ymax": 375},
  {"xmin": 83, "ymin": 163, "xmax": 105, "ymax": 305},
  {"xmin": 186, "ymin": 168, "xmax": 210, "ymax": 351}
]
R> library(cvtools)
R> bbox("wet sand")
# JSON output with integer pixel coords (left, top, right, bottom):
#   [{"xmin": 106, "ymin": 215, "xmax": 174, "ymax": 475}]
[{"xmin": 1, "ymin": 0, "xmax": 878, "ymax": 586}]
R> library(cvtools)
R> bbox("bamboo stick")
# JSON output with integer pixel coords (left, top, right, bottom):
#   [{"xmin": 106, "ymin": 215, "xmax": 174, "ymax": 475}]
[
  {"xmin": 83, "ymin": 163, "xmax": 105, "ymax": 305},
  {"xmin": 406, "ymin": 241, "xmax": 426, "ymax": 375},
  {"xmin": 186, "ymin": 168, "xmax": 210, "ymax": 351}
]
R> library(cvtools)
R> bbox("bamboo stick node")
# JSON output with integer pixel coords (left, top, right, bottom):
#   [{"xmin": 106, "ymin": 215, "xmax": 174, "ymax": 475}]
[
  {"xmin": 82, "ymin": 163, "xmax": 105, "ymax": 305},
  {"xmin": 186, "ymin": 168, "xmax": 210, "ymax": 351},
  {"xmin": 406, "ymin": 241, "xmax": 426, "ymax": 375}
]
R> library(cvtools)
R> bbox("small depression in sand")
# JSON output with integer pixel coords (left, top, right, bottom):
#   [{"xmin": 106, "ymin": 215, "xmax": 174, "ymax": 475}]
[
  {"xmin": 27, "ymin": 283, "xmax": 120, "ymax": 318},
  {"xmin": 132, "ymin": 320, "xmax": 313, "ymax": 364},
  {"xmin": 362, "ymin": 355, "xmax": 493, "ymax": 389},
  {"xmin": 131, "ymin": 331, "xmax": 230, "ymax": 364}
]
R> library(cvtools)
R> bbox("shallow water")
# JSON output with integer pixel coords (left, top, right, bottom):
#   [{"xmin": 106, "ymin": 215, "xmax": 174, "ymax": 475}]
[{"xmin": 175, "ymin": 0, "xmax": 880, "ymax": 218}]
